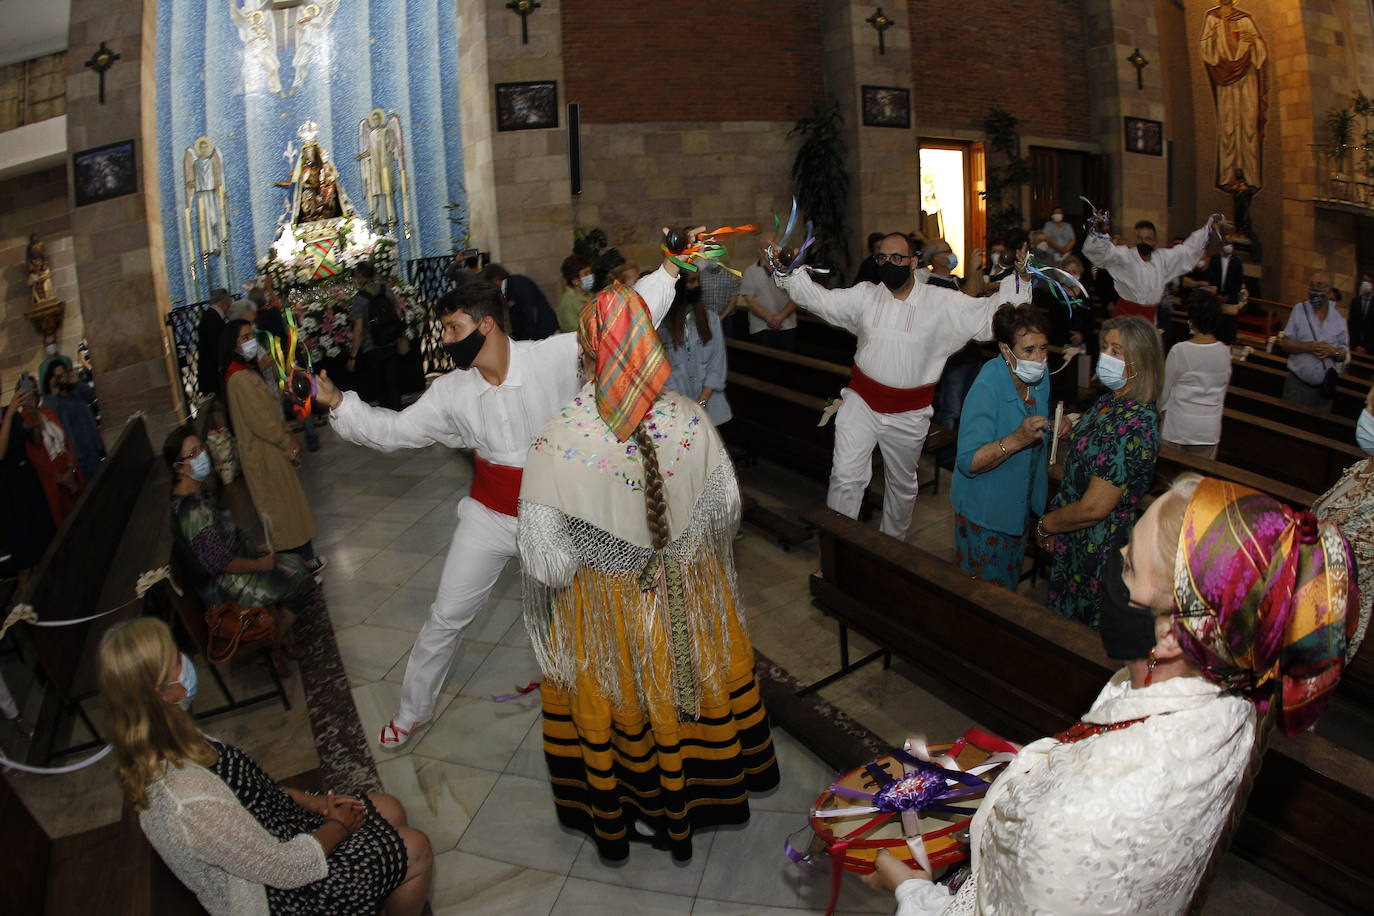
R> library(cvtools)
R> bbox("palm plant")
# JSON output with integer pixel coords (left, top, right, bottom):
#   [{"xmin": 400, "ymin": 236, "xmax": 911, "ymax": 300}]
[
  {"xmin": 790, "ymin": 100, "xmax": 851, "ymax": 279},
  {"xmin": 982, "ymin": 107, "xmax": 1031, "ymax": 246}
]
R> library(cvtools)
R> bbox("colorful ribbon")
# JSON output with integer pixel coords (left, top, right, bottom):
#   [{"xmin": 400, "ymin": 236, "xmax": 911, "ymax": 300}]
[
  {"xmin": 1023, "ymin": 257, "xmax": 1089, "ymax": 315},
  {"xmin": 493, "ymin": 681, "xmax": 540, "ymax": 702},
  {"xmin": 660, "ymin": 225, "xmax": 758, "ymax": 277}
]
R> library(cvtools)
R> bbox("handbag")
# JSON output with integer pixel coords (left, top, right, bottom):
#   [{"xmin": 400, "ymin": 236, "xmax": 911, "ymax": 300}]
[
  {"xmin": 205, "ymin": 426, "xmax": 239, "ymax": 484},
  {"xmin": 204, "ymin": 602, "xmax": 275, "ymax": 664}
]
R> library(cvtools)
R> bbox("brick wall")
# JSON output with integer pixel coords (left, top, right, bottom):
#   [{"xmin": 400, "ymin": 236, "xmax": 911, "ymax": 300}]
[
  {"xmin": 561, "ymin": 0, "xmax": 824, "ymax": 123},
  {"xmin": 909, "ymin": 0, "xmax": 1092, "ymax": 143},
  {"xmin": 0, "ymin": 165, "xmax": 84, "ymax": 402}
]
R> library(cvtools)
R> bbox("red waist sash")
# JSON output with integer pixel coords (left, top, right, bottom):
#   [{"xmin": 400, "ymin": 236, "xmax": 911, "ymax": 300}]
[
  {"xmin": 849, "ymin": 364, "xmax": 935, "ymax": 414},
  {"xmin": 1113, "ymin": 299, "xmax": 1157, "ymax": 321},
  {"xmin": 471, "ymin": 455, "xmax": 523, "ymax": 517}
]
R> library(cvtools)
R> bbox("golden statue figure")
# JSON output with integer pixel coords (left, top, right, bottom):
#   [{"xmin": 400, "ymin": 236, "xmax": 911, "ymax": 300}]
[
  {"xmin": 1201, "ymin": 0, "xmax": 1269, "ymax": 196},
  {"xmin": 26, "ymin": 234, "xmax": 55, "ymax": 305}
]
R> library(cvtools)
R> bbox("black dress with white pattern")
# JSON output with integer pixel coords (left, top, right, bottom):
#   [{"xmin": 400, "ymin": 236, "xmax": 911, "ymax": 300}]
[{"xmin": 208, "ymin": 742, "xmax": 407, "ymax": 914}]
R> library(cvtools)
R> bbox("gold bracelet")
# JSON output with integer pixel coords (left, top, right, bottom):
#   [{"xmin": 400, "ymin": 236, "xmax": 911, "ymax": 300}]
[{"xmin": 997, "ymin": 439, "xmax": 1008, "ymax": 457}]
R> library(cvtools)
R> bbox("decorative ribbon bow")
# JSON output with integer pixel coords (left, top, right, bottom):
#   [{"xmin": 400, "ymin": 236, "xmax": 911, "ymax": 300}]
[{"xmin": 661, "ymin": 225, "xmax": 758, "ymax": 277}]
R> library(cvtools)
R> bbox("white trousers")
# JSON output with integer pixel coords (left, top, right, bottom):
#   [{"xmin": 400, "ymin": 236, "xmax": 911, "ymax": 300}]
[
  {"xmin": 397, "ymin": 496, "xmax": 517, "ymax": 726},
  {"xmin": 827, "ymin": 390, "xmax": 932, "ymax": 540}
]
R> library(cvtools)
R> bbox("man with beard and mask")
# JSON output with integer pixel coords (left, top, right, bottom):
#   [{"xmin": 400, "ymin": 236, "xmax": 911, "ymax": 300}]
[
  {"xmin": 1280, "ymin": 271, "xmax": 1349, "ymax": 413},
  {"xmin": 774, "ymin": 232, "xmax": 1033, "ymax": 540},
  {"xmin": 312, "ymin": 229, "xmax": 692, "ymax": 750},
  {"xmin": 1083, "ymin": 212, "xmax": 1227, "ymax": 326}
]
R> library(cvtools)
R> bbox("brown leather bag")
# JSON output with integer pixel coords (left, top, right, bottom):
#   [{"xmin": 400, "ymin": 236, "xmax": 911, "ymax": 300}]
[{"xmin": 204, "ymin": 602, "xmax": 275, "ymax": 664}]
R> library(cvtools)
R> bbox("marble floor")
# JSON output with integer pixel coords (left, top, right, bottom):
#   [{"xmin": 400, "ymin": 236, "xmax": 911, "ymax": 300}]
[{"xmin": 297, "ymin": 425, "xmax": 1333, "ymax": 916}]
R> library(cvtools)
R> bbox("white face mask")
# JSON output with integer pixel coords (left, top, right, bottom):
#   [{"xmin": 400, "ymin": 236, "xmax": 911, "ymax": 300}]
[
  {"xmin": 1222, "ymin": 244, "xmax": 1234, "ymax": 255},
  {"xmin": 1007, "ymin": 351, "xmax": 1045, "ymax": 385},
  {"xmin": 1051, "ymin": 213, "xmax": 1063, "ymax": 223},
  {"xmin": 579, "ymin": 274, "xmax": 595, "ymax": 292},
  {"xmin": 239, "ymin": 337, "xmax": 262, "ymax": 362},
  {"xmin": 1097, "ymin": 352, "xmax": 1130, "ymax": 391},
  {"xmin": 1361, "ymin": 281, "xmax": 1372, "ymax": 296}
]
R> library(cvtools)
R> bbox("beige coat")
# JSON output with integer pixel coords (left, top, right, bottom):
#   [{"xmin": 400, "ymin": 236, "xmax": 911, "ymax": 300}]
[{"xmin": 226, "ymin": 369, "xmax": 316, "ymax": 550}]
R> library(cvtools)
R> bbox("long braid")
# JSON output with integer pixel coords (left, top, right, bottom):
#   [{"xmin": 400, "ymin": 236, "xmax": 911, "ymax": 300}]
[{"xmin": 634, "ymin": 421, "xmax": 670, "ymax": 551}]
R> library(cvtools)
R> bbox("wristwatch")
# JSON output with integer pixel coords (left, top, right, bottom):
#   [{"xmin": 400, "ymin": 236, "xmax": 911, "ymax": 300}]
[{"xmin": 697, "ymin": 398, "xmax": 709, "ymax": 408}]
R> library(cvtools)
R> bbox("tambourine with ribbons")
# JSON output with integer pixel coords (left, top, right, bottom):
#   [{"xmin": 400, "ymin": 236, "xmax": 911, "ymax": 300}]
[{"xmin": 786, "ymin": 727, "xmax": 1018, "ymax": 916}]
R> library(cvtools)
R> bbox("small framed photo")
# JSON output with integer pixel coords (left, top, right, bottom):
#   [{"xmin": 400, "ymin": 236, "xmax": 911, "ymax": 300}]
[
  {"xmin": 72, "ymin": 139, "xmax": 138, "ymax": 207},
  {"xmin": 1123, "ymin": 117, "xmax": 1163, "ymax": 157},
  {"xmin": 861, "ymin": 85, "xmax": 911, "ymax": 129},
  {"xmin": 495, "ymin": 81, "xmax": 558, "ymax": 132}
]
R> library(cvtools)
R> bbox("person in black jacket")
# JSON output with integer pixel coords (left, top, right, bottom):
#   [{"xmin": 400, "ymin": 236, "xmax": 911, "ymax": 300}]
[
  {"xmin": 1349, "ymin": 271, "xmax": 1374, "ymax": 354},
  {"xmin": 195, "ymin": 288, "xmax": 231, "ymax": 398},
  {"xmin": 480, "ymin": 264, "xmax": 559, "ymax": 340},
  {"xmin": 1200, "ymin": 242, "xmax": 1245, "ymax": 304}
]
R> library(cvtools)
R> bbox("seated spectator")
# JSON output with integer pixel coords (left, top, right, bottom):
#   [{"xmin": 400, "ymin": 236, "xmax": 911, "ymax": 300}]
[
  {"xmin": 951, "ymin": 305, "xmax": 1055, "ymax": 587},
  {"xmin": 221, "ymin": 321, "xmax": 325, "ymax": 576},
  {"xmin": 869, "ymin": 473, "xmax": 1353, "ymax": 914},
  {"xmin": 1039, "ymin": 316, "xmax": 1162, "ymax": 628},
  {"xmin": 164, "ymin": 425, "xmax": 312, "ymax": 667},
  {"xmin": 982, "ymin": 240, "xmax": 1015, "ymax": 285},
  {"xmin": 40, "ymin": 355, "xmax": 104, "ymax": 484},
  {"xmin": 0, "ymin": 379, "xmax": 54, "ymax": 589},
  {"xmin": 1280, "ymin": 271, "xmax": 1348, "ymax": 413},
  {"xmin": 1028, "ymin": 229, "xmax": 1054, "ymax": 267},
  {"xmin": 98, "ymin": 617, "xmax": 433, "ymax": 915},
  {"xmin": 482, "ymin": 263, "xmax": 559, "ymax": 340},
  {"xmin": 852, "ymin": 231, "xmax": 886, "ymax": 286},
  {"xmin": 15, "ymin": 373, "xmax": 82, "ymax": 528},
  {"xmin": 661, "ymin": 273, "xmax": 731, "ymax": 427},
  {"xmin": 1160, "ymin": 291, "xmax": 1231, "ymax": 460},
  {"xmin": 738, "ymin": 247, "xmax": 798, "ymax": 351},
  {"xmin": 1041, "ymin": 205, "xmax": 1075, "ymax": 264},
  {"xmin": 923, "ymin": 243, "xmax": 960, "ymax": 291},
  {"xmin": 556, "ymin": 254, "xmax": 594, "ymax": 332},
  {"xmin": 1313, "ymin": 381, "xmax": 1374, "ymax": 660}
]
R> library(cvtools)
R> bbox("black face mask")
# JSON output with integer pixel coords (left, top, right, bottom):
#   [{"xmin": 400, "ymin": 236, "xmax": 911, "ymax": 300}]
[
  {"xmin": 1136, "ymin": 243, "xmax": 1155, "ymax": 258},
  {"xmin": 878, "ymin": 261, "xmax": 911, "ymax": 292},
  {"xmin": 1098, "ymin": 549, "xmax": 1158, "ymax": 661},
  {"xmin": 443, "ymin": 327, "xmax": 485, "ymax": 370},
  {"xmin": 683, "ymin": 287, "xmax": 702, "ymax": 305}
]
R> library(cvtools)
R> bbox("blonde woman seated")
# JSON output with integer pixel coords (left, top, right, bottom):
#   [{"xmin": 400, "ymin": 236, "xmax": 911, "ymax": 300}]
[
  {"xmin": 98, "ymin": 618, "xmax": 433, "ymax": 915},
  {"xmin": 868, "ymin": 475, "xmax": 1354, "ymax": 914}
]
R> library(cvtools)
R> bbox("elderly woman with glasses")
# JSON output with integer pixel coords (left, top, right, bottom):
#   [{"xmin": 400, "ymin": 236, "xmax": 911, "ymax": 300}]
[{"xmin": 868, "ymin": 474, "xmax": 1355, "ymax": 914}]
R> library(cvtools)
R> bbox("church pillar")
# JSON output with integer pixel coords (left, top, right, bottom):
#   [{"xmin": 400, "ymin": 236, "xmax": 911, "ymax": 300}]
[
  {"xmin": 65, "ymin": 0, "xmax": 178, "ymax": 433},
  {"xmin": 1083, "ymin": 0, "xmax": 1170, "ymax": 234},
  {"xmin": 457, "ymin": 0, "xmax": 574, "ymax": 291},
  {"xmin": 820, "ymin": 0, "xmax": 918, "ymax": 257}
]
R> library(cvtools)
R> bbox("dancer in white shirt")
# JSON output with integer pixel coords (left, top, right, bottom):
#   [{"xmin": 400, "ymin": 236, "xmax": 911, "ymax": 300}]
[
  {"xmin": 774, "ymin": 233, "xmax": 1032, "ymax": 540},
  {"xmin": 1083, "ymin": 212, "xmax": 1228, "ymax": 325},
  {"xmin": 314, "ymin": 229, "xmax": 697, "ymax": 749}
]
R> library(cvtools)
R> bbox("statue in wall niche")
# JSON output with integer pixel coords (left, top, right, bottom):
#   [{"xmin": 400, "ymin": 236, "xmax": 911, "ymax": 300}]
[
  {"xmin": 357, "ymin": 108, "xmax": 411, "ymax": 236},
  {"xmin": 26, "ymin": 234, "xmax": 55, "ymax": 305},
  {"xmin": 1201, "ymin": 0, "xmax": 1268, "ymax": 205}
]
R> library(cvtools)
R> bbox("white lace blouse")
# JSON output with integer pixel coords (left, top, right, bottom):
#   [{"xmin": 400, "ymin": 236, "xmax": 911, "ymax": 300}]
[
  {"xmin": 895, "ymin": 671, "xmax": 1256, "ymax": 915},
  {"xmin": 139, "ymin": 759, "xmax": 328, "ymax": 915}
]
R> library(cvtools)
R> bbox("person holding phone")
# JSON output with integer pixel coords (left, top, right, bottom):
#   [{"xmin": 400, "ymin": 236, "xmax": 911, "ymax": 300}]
[
  {"xmin": 0, "ymin": 375, "xmax": 55, "ymax": 587},
  {"xmin": 14, "ymin": 371, "xmax": 83, "ymax": 527}
]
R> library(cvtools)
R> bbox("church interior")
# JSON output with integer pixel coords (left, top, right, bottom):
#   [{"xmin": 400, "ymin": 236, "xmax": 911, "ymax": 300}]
[{"xmin": 4, "ymin": 1, "xmax": 1374, "ymax": 914}]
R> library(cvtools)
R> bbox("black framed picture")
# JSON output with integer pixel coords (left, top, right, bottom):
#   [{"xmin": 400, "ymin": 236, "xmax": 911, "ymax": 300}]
[
  {"xmin": 861, "ymin": 85, "xmax": 910, "ymax": 129},
  {"xmin": 72, "ymin": 139, "xmax": 138, "ymax": 207},
  {"xmin": 1123, "ymin": 117, "xmax": 1163, "ymax": 157},
  {"xmin": 495, "ymin": 81, "xmax": 558, "ymax": 132}
]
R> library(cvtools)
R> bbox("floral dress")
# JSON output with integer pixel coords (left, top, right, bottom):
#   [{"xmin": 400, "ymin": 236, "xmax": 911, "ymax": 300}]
[
  {"xmin": 1314, "ymin": 458, "xmax": 1374, "ymax": 660},
  {"xmin": 1047, "ymin": 393, "xmax": 1159, "ymax": 628},
  {"xmin": 172, "ymin": 492, "xmax": 315, "ymax": 612}
]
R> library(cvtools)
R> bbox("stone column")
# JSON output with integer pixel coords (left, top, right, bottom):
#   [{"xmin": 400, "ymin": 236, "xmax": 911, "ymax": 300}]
[
  {"xmin": 1084, "ymin": 0, "xmax": 1170, "ymax": 233},
  {"xmin": 820, "ymin": 0, "xmax": 918, "ymax": 262},
  {"xmin": 458, "ymin": 0, "xmax": 574, "ymax": 292},
  {"xmin": 65, "ymin": 0, "xmax": 178, "ymax": 434}
]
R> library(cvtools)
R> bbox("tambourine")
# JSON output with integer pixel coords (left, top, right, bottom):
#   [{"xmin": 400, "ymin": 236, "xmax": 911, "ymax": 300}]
[{"xmin": 788, "ymin": 728, "xmax": 1018, "ymax": 916}]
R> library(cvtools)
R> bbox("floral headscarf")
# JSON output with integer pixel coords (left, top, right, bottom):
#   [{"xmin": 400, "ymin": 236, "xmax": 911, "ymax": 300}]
[
  {"xmin": 577, "ymin": 282, "xmax": 669, "ymax": 442},
  {"xmin": 1173, "ymin": 478, "xmax": 1356, "ymax": 735}
]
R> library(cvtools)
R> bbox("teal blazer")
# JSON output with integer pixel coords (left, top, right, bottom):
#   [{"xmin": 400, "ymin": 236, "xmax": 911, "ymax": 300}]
[{"xmin": 951, "ymin": 357, "xmax": 1050, "ymax": 534}]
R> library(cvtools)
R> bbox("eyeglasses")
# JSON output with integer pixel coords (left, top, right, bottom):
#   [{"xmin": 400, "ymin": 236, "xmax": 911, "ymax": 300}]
[{"xmin": 871, "ymin": 253, "xmax": 910, "ymax": 266}]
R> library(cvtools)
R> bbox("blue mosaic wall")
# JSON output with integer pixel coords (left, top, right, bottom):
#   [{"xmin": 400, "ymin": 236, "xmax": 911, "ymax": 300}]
[{"xmin": 156, "ymin": 0, "xmax": 465, "ymax": 304}]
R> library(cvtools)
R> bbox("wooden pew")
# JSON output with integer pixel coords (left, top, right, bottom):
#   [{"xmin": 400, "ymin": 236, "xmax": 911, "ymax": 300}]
[
  {"xmin": 1153, "ymin": 445, "xmax": 1320, "ymax": 510},
  {"xmin": 1217, "ymin": 408, "xmax": 1364, "ymax": 494},
  {"xmin": 805, "ymin": 507, "xmax": 1374, "ymax": 913},
  {"xmin": 1229, "ymin": 358, "xmax": 1365, "ymax": 417},
  {"xmin": 1223, "ymin": 386, "xmax": 1356, "ymax": 442}
]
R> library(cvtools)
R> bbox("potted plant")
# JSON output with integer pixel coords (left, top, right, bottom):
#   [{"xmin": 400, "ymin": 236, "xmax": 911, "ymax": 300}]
[{"xmin": 790, "ymin": 100, "xmax": 850, "ymax": 284}]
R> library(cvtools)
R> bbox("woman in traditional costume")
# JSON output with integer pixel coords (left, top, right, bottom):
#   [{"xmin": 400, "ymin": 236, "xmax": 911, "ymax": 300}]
[
  {"xmin": 517, "ymin": 282, "xmax": 779, "ymax": 862},
  {"xmin": 870, "ymin": 474, "xmax": 1354, "ymax": 914}
]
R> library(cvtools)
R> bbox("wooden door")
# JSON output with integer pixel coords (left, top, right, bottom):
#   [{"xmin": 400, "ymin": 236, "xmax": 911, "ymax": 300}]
[{"xmin": 1029, "ymin": 147, "xmax": 1059, "ymax": 225}]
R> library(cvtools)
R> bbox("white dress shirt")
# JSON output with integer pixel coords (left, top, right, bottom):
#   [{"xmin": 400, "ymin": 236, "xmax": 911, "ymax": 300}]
[
  {"xmin": 775, "ymin": 272, "xmax": 1031, "ymax": 389},
  {"xmin": 1160, "ymin": 340, "xmax": 1232, "ymax": 446},
  {"xmin": 1083, "ymin": 225, "xmax": 1210, "ymax": 305},
  {"xmin": 329, "ymin": 266, "xmax": 677, "ymax": 464}
]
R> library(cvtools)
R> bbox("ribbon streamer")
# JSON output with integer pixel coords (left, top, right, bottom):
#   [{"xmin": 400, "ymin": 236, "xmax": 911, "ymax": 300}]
[{"xmin": 493, "ymin": 681, "xmax": 540, "ymax": 702}]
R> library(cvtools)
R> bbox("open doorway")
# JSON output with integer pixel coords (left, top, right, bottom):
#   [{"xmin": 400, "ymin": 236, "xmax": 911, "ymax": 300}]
[{"xmin": 918, "ymin": 140, "xmax": 985, "ymax": 280}]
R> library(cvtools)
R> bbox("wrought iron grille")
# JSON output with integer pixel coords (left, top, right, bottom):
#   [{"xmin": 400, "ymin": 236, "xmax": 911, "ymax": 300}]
[
  {"xmin": 165, "ymin": 299, "xmax": 209, "ymax": 417},
  {"xmin": 407, "ymin": 256, "xmax": 458, "ymax": 376}
]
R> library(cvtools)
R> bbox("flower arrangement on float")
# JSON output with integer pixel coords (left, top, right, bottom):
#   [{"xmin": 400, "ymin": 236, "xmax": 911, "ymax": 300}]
[{"xmin": 284, "ymin": 276, "xmax": 424, "ymax": 363}]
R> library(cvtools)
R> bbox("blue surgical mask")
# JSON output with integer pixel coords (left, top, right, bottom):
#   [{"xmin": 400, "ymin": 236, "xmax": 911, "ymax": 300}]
[
  {"xmin": 1097, "ymin": 352, "xmax": 1130, "ymax": 391},
  {"xmin": 1358, "ymin": 410, "xmax": 1374, "ymax": 456},
  {"xmin": 185, "ymin": 450, "xmax": 213, "ymax": 481},
  {"xmin": 1009, "ymin": 355, "xmax": 1046, "ymax": 385},
  {"xmin": 579, "ymin": 274, "xmax": 595, "ymax": 292},
  {"xmin": 945, "ymin": 253, "xmax": 958, "ymax": 270},
  {"xmin": 176, "ymin": 652, "xmax": 198, "ymax": 710}
]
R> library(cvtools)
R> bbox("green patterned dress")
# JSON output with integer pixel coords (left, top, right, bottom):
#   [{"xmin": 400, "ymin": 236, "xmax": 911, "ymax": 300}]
[
  {"xmin": 1047, "ymin": 393, "xmax": 1160, "ymax": 628},
  {"xmin": 172, "ymin": 493, "xmax": 315, "ymax": 611}
]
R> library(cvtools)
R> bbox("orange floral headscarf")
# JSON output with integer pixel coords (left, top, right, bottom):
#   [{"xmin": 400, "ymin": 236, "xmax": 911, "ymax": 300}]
[{"xmin": 577, "ymin": 282, "xmax": 670, "ymax": 442}]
